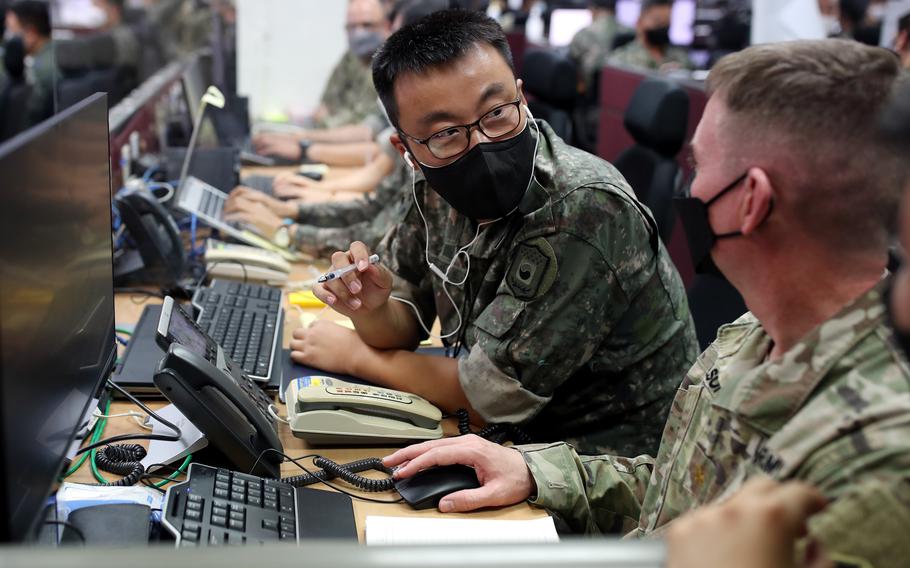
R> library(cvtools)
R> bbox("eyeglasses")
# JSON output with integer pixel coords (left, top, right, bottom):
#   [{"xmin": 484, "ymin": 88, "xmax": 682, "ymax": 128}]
[{"xmin": 401, "ymin": 99, "xmax": 524, "ymax": 162}]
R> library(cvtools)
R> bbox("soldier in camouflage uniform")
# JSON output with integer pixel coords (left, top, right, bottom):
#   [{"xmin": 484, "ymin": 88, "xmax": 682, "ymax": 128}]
[
  {"xmin": 568, "ymin": 0, "xmax": 630, "ymax": 92},
  {"xmin": 6, "ymin": 1, "xmax": 57, "ymax": 126},
  {"xmin": 297, "ymin": 10, "xmax": 698, "ymax": 457},
  {"xmin": 607, "ymin": 0, "xmax": 691, "ymax": 72},
  {"xmin": 316, "ymin": 49, "xmax": 383, "ymax": 130},
  {"xmin": 383, "ymin": 40, "xmax": 909, "ymax": 568}
]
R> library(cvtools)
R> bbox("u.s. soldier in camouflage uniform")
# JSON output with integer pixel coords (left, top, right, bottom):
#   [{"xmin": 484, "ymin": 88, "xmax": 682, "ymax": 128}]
[
  {"xmin": 293, "ymin": 10, "xmax": 698, "ymax": 457},
  {"xmin": 568, "ymin": 1, "xmax": 631, "ymax": 92},
  {"xmin": 383, "ymin": 39, "xmax": 910, "ymax": 568},
  {"xmin": 607, "ymin": 0, "xmax": 691, "ymax": 73}
]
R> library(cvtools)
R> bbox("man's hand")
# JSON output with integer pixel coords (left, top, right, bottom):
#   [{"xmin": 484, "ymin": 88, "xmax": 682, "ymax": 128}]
[
  {"xmin": 253, "ymin": 133, "xmax": 302, "ymax": 161},
  {"xmin": 289, "ymin": 320, "xmax": 366, "ymax": 375},
  {"xmin": 312, "ymin": 241, "xmax": 393, "ymax": 317},
  {"xmin": 666, "ymin": 478, "xmax": 831, "ymax": 568},
  {"xmin": 223, "ymin": 195, "xmax": 285, "ymax": 238},
  {"xmin": 228, "ymin": 186, "xmax": 297, "ymax": 218},
  {"xmin": 273, "ymin": 174, "xmax": 322, "ymax": 199},
  {"xmin": 383, "ymin": 435, "xmax": 536, "ymax": 513}
]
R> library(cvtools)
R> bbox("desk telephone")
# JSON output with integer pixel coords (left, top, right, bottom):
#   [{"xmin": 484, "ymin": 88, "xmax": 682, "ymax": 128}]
[
  {"xmin": 154, "ymin": 296, "xmax": 283, "ymax": 477},
  {"xmin": 285, "ymin": 377, "xmax": 443, "ymax": 445},
  {"xmin": 204, "ymin": 239, "xmax": 291, "ymax": 284},
  {"xmin": 113, "ymin": 186, "xmax": 186, "ymax": 287}
]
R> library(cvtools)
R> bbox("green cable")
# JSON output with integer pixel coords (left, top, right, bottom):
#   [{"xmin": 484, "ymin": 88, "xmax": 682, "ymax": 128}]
[
  {"xmin": 150, "ymin": 454, "xmax": 193, "ymax": 488},
  {"xmin": 115, "ymin": 328, "xmax": 133, "ymax": 336},
  {"xmin": 61, "ymin": 400, "xmax": 110, "ymax": 479}
]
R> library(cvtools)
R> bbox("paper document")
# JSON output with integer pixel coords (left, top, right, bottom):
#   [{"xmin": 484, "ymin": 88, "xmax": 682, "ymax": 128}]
[
  {"xmin": 365, "ymin": 516, "xmax": 560, "ymax": 546},
  {"xmin": 140, "ymin": 404, "xmax": 207, "ymax": 468}
]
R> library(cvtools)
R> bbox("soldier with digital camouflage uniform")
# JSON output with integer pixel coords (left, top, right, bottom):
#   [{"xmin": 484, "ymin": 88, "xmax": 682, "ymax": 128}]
[
  {"xmin": 383, "ymin": 39, "xmax": 910, "ymax": 568},
  {"xmin": 608, "ymin": 0, "xmax": 691, "ymax": 73},
  {"xmin": 291, "ymin": 9, "xmax": 698, "ymax": 457},
  {"xmin": 568, "ymin": 0, "xmax": 630, "ymax": 92}
]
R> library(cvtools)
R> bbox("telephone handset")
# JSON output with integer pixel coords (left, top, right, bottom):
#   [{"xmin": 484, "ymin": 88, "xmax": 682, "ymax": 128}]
[
  {"xmin": 285, "ymin": 376, "xmax": 443, "ymax": 445},
  {"xmin": 113, "ymin": 185, "xmax": 186, "ymax": 287},
  {"xmin": 154, "ymin": 296, "xmax": 283, "ymax": 477}
]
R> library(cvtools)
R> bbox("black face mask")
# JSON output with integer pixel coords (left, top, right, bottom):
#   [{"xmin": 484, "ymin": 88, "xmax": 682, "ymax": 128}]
[
  {"xmin": 644, "ymin": 26, "xmax": 671, "ymax": 47},
  {"xmin": 418, "ymin": 119, "xmax": 537, "ymax": 221},
  {"xmin": 884, "ymin": 278, "xmax": 910, "ymax": 362},
  {"xmin": 674, "ymin": 171, "xmax": 754, "ymax": 277}
]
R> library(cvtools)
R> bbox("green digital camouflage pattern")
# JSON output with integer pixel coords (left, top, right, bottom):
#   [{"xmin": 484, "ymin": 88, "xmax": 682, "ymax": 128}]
[
  {"xmin": 376, "ymin": 120, "xmax": 698, "ymax": 456},
  {"xmin": 318, "ymin": 50, "xmax": 382, "ymax": 130},
  {"xmin": 520, "ymin": 283, "xmax": 910, "ymax": 568},
  {"xmin": 569, "ymin": 15, "xmax": 630, "ymax": 90},
  {"xmin": 607, "ymin": 39, "xmax": 692, "ymax": 72},
  {"xmin": 292, "ymin": 156, "xmax": 411, "ymax": 259},
  {"xmin": 26, "ymin": 41, "xmax": 58, "ymax": 126},
  {"xmin": 147, "ymin": 0, "xmax": 211, "ymax": 60}
]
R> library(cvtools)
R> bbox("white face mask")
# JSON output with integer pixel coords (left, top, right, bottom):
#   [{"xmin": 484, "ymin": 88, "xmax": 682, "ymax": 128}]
[
  {"xmin": 868, "ymin": 3, "xmax": 886, "ymax": 21},
  {"xmin": 507, "ymin": 0, "xmax": 523, "ymax": 10}
]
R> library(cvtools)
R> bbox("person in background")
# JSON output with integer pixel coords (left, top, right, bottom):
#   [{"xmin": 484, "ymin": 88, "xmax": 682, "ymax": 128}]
[
  {"xmin": 6, "ymin": 0, "xmax": 56, "ymax": 125},
  {"xmin": 569, "ymin": 0, "xmax": 630, "ymax": 94},
  {"xmin": 891, "ymin": 10, "xmax": 910, "ymax": 70},
  {"xmin": 299, "ymin": 9, "xmax": 698, "ymax": 457},
  {"xmin": 836, "ymin": 0, "xmax": 881, "ymax": 45},
  {"xmin": 608, "ymin": 0, "xmax": 690, "ymax": 72},
  {"xmin": 144, "ymin": 0, "xmax": 211, "ymax": 60},
  {"xmin": 381, "ymin": 38, "xmax": 910, "ymax": 568},
  {"xmin": 252, "ymin": 0, "xmax": 390, "ymax": 166},
  {"xmin": 92, "ymin": 0, "xmax": 140, "ymax": 69},
  {"xmin": 223, "ymin": 0, "xmax": 449, "ymax": 257}
]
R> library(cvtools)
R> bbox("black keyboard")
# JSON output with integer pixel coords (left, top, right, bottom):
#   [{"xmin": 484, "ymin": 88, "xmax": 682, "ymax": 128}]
[
  {"xmin": 193, "ymin": 279, "xmax": 283, "ymax": 382},
  {"xmin": 163, "ymin": 463, "xmax": 298, "ymax": 546}
]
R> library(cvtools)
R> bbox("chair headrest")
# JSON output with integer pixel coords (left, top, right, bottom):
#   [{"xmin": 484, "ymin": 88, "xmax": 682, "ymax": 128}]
[
  {"xmin": 623, "ymin": 77, "xmax": 690, "ymax": 157},
  {"xmin": 522, "ymin": 47, "xmax": 577, "ymax": 106},
  {"xmin": 55, "ymin": 33, "xmax": 118, "ymax": 73}
]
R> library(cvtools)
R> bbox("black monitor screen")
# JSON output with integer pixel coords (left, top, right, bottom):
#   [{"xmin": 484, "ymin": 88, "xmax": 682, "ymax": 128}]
[{"xmin": 0, "ymin": 93, "xmax": 115, "ymax": 542}]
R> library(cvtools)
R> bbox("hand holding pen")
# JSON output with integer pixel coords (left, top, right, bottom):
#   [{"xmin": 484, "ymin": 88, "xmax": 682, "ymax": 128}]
[{"xmin": 311, "ymin": 242, "xmax": 393, "ymax": 316}]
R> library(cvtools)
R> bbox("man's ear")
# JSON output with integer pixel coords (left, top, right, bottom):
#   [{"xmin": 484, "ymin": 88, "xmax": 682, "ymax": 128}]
[
  {"xmin": 390, "ymin": 132, "xmax": 416, "ymax": 169},
  {"xmin": 898, "ymin": 30, "xmax": 909, "ymax": 52},
  {"xmin": 517, "ymin": 78, "xmax": 527, "ymax": 106},
  {"xmin": 739, "ymin": 167, "xmax": 774, "ymax": 236}
]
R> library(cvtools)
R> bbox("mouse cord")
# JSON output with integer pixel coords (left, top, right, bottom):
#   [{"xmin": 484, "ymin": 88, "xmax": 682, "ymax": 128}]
[{"xmin": 455, "ymin": 409, "xmax": 532, "ymax": 445}]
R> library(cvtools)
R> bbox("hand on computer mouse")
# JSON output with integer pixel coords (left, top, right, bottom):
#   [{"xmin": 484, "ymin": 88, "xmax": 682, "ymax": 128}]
[{"xmin": 383, "ymin": 434, "xmax": 535, "ymax": 513}]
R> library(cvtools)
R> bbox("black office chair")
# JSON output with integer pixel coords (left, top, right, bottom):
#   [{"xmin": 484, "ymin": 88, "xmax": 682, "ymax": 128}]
[
  {"xmin": 613, "ymin": 76, "xmax": 688, "ymax": 243},
  {"xmin": 0, "ymin": 82, "xmax": 31, "ymax": 141},
  {"xmin": 686, "ymin": 273, "xmax": 748, "ymax": 350},
  {"xmin": 521, "ymin": 47, "xmax": 577, "ymax": 142}
]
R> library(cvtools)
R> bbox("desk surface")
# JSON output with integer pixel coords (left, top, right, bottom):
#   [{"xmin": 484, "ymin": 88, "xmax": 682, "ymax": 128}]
[{"xmin": 66, "ymin": 256, "xmax": 545, "ymax": 541}]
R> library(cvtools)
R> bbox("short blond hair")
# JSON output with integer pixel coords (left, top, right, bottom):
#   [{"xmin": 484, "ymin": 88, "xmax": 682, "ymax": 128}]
[{"xmin": 708, "ymin": 39, "xmax": 902, "ymax": 254}]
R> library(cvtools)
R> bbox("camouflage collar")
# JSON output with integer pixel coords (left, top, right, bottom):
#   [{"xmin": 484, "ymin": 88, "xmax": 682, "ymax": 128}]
[{"xmin": 710, "ymin": 281, "xmax": 889, "ymax": 434}]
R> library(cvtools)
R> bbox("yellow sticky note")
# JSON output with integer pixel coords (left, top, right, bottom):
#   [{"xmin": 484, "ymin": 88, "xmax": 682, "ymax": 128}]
[{"xmin": 289, "ymin": 290, "xmax": 327, "ymax": 308}]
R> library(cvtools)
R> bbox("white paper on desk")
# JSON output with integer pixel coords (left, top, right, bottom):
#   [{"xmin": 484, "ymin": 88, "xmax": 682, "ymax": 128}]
[
  {"xmin": 365, "ymin": 515, "xmax": 560, "ymax": 546},
  {"xmin": 140, "ymin": 404, "xmax": 208, "ymax": 468}
]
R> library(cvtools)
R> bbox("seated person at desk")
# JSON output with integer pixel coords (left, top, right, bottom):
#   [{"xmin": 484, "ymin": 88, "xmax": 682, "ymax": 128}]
[
  {"xmin": 295, "ymin": 10, "xmax": 699, "ymax": 457},
  {"xmin": 225, "ymin": 137, "xmax": 411, "ymax": 258},
  {"xmin": 608, "ymin": 0, "xmax": 691, "ymax": 72},
  {"xmin": 569, "ymin": 0, "xmax": 631, "ymax": 94},
  {"xmin": 5, "ymin": 0, "xmax": 57, "ymax": 126},
  {"xmin": 381, "ymin": 39, "xmax": 910, "ymax": 568},
  {"xmin": 92, "ymin": 0, "xmax": 140, "ymax": 70},
  {"xmin": 252, "ymin": 0, "xmax": 391, "ymax": 167}
]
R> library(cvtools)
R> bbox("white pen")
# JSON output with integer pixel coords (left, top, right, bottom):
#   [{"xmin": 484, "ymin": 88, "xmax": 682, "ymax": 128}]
[{"xmin": 317, "ymin": 254, "xmax": 380, "ymax": 284}]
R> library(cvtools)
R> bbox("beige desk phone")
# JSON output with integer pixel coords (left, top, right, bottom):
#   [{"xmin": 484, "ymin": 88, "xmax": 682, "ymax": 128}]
[
  {"xmin": 285, "ymin": 376, "xmax": 443, "ymax": 445},
  {"xmin": 204, "ymin": 239, "xmax": 291, "ymax": 284}
]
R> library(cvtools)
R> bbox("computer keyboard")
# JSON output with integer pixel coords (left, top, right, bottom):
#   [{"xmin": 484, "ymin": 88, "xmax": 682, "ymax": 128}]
[
  {"xmin": 193, "ymin": 279, "xmax": 284, "ymax": 382},
  {"xmin": 163, "ymin": 463, "xmax": 298, "ymax": 546},
  {"xmin": 199, "ymin": 189, "xmax": 225, "ymax": 219}
]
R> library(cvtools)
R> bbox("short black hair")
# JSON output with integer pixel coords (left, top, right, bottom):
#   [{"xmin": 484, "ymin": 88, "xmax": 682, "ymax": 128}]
[
  {"xmin": 389, "ymin": 0, "xmax": 449, "ymax": 27},
  {"xmin": 899, "ymin": 10, "xmax": 910, "ymax": 34},
  {"xmin": 642, "ymin": 0, "xmax": 673, "ymax": 12},
  {"xmin": 839, "ymin": 0, "xmax": 869, "ymax": 25},
  {"xmin": 372, "ymin": 8, "xmax": 514, "ymax": 129},
  {"xmin": 10, "ymin": 0, "xmax": 51, "ymax": 38}
]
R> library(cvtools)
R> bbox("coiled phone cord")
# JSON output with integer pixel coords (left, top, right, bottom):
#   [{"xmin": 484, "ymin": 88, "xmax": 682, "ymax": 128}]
[
  {"xmin": 93, "ymin": 444, "xmax": 147, "ymax": 487},
  {"xmin": 455, "ymin": 409, "xmax": 532, "ymax": 445},
  {"xmin": 282, "ymin": 457, "xmax": 395, "ymax": 492}
]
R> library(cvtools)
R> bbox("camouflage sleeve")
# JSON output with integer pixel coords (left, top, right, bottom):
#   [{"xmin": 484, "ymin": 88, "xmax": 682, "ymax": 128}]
[
  {"xmin": 319, "ymin": 52, "xmax": 351, "ymax": 113},
  {"xmin": 518, "ymin": 442, "xmax": 654, "ymax": 534},
  {"xmin": 458, "ymin": 232, "xmax": 627, "ymax": 423},
  {"xmin": 296, "ymin": 196, "xmax": 383, "ymax": 228},
  {"xmin": 808, "ymin": 479, "xmax": 910, "ymax": 568},
  {"xmin": 292, "ymin": 220, "xmax": 388, "ymax": 259}
]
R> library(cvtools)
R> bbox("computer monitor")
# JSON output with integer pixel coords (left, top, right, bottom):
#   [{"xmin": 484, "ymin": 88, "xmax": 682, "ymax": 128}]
[
  {"xmin": 614, "ymin": 0, "xmax": 696, "ymax": 46},
  {"xmin": 182, "ymin": 55, "xmax": 220, "ymax": 149},
  {"xmin": 548, "ymin": 9, "xmax": 593, "ymax": 47},
  {"xmin": 0, "ymin": 92, "xmax": 116, "ymax": 543}
]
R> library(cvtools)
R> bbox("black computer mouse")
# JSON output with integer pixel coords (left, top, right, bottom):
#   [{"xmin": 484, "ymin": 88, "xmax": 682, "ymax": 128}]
[{"xmin": 394, "ymin": 465, "xmax": 481, "ymax": 510}]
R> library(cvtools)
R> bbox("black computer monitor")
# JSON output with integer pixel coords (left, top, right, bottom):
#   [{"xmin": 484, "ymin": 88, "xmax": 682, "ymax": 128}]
[{"xmin": 0, "ymin": 92, "xmax": 116, "ymax": 543}]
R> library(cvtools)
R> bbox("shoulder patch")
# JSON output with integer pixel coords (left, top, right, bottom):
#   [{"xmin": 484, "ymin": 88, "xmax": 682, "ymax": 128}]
[{"xmin": 507, "ymin": 237, "xmax": 558, "ymax": 301}]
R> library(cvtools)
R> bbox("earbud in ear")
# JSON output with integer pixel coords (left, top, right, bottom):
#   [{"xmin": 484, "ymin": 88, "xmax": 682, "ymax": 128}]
[{"xmin": 404, "ymin": 151, "xmax": 415, "ymax": 169}]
